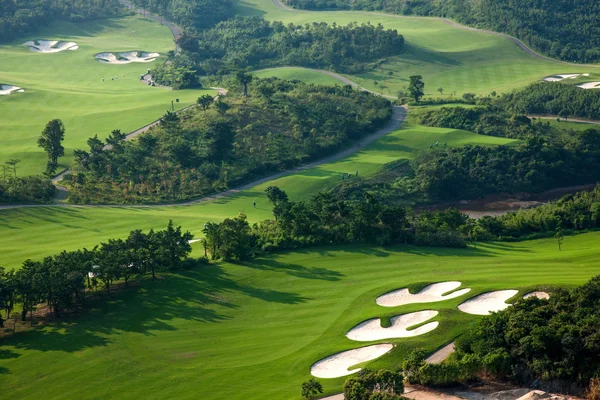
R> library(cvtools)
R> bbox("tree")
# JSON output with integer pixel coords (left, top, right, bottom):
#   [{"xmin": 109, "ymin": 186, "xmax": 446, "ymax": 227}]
[
  {"xmin": 555, "ymin": 228, "xmax": 564, "ymax": 251},
  {"xmin": 558, "ymin": 109, "xmax": 569, "ymax": 121},
  {"xmin": 437, "ymin": 87, "xmax": 444, "ymax": 95},
  {"xmin": 5, "ymin": 159, "xmax": 20, "ymax": 177},
  {"xmin": 408, "ymin": 75, "xmax": 424, "ymax": 102},
  {"xmin": 38, "ymin": 119, "xmax": 65, "ymax": 172},
  {"xmin": 301, "ymin": 378, "xmax": 323, "ymax": 400},
  {"xmin": 236, "ymin": 71, "xmax": 253, "ymax": 97},
  {"xmin": 197, "ymin": 94, "xmax": 214, "ymax": 113},
  {"xmin": 265, "ymin": 186, "xmax": 289, "ymax": 221},
  {"xmin": 215, "ymin": 99, "xmax": 231, "ymax": 115}
]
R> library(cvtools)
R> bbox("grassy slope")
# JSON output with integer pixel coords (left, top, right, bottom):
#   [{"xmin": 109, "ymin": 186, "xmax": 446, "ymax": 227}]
[
  {"xmin": 237, "ymin": 0, "xmax": 589, "ymax": 98},
  {"xmin": 2, "ymin": 233, "xmax": 600, "ymax": 399},
  {"xmin": 254, "ymin": 67, "xmax": 345, "ymax": 85},
  {"xmin": 0, "ymin": 121, "xmax": 514, "ymax": 268},
  {"xmin": 0, "ymin": 16, "xmax": 214, "ymax": 175}
]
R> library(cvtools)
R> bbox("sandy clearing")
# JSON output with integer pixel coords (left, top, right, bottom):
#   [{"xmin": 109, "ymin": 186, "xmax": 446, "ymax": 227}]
[
  {"xmin": 95, "ymin": 51, "xmax": 160, "ymax": 64},
  {"xmin": 376, "ymin": 281, "xmax": 471, "ymax": 307},
  {"xmin": 346, "ymin": 311, "xmax": 438, "ymax": 341},
  {"xmin": 310, "ymin": 344, "xmax": 393, "ymax": 379},
  {"xmin": 577, "ymin": 82, "xmax": 600, "ymax": 89},
  {"xmin": 523, "ymin": 291, "xmax": 550, "ymax": 300},
  {"xmin": 458, "ymin": 290, "xmax": 519, "ymax": 315},
  {"xmin": 425, "ymin": 342, "xmax": 455, "ymax": 364},
  {"xmin": 23, "ymin": 40, "xmax": 78, "ymax": 53},
  {"xmin": 0, "ymin": 85, "xmax": 22, "ymax": 95}
]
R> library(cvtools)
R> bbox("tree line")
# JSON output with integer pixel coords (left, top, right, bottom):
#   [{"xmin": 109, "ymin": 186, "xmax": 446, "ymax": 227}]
[
  {"xmin": 0, "ymin": 221, "xmax": 192, "ymax": 327},
  {"xmin": 282, "ymin": 0, "xmax": 600, "ymax": 64},
  {"xmin": 0, "ymin": 0, "xmax": 121, "ymax": 43},
  {"xmin": 129, "ymin": 0, "xmax": 235, "ymax": 30},
  {"xmin": 64, "ymin": 78, "xmax": 392, "ymax": 204}
]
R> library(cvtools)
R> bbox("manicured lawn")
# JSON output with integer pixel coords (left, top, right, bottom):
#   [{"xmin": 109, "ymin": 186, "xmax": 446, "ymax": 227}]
[
  {"xmin": 0, "ymin": 16, "xmax": 214, "ymax": 175},
  {"xmin": 1, "ymin": 232, "xmax": 600, "ymax": 399},
  {"xmin": 254, "ymin": 67, "xmax": 345, "ymax": 85},
  {"xmin": 0, "ymin": 121, "xmax": 515, "ymax": 269},
  {"xmin": 238, "ymin": 0, "xmax": 588, "ymax": 98}
]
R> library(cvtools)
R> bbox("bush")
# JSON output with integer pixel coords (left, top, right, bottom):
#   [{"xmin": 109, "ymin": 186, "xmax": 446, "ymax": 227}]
[{"xmin": 414, "ymin": 231, "xmax": 467, "ymax": 248}]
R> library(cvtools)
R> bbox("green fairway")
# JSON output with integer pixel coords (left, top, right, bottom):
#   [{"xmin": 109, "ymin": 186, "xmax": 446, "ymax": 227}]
[
  {"xmin": 0, "ymin": 16, "xmax": 214, "ymax": 175},
  {"xmin": 237, "ymin": 0, "xmax": 589, "ymax": 98},
  {"xmin": 254, "ymin": 67, "xmax": 346, "ymax": 85},
  {"xmin": 0, "ymin": 120, "xmax": 515, "ymax": 268},
  {"xmin": 1, "ymin": 232, "xmax": 600, "ymax": 399}
]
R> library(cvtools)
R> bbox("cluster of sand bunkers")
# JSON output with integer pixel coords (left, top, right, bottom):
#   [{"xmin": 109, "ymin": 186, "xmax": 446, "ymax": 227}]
[
  {"xmin": 23, "ymin": 40, "xmax": 79, "ymax": 53},
  {"xmin": 311, "ymin": 282, "xmax": 549, "ymax": 379},
  {"xmin": 542, "ymin": 73, "xmax": 600, "ymax": 89},
  {"xmin": 0, "ymin": 85, "xmax": 24, "ymax": 96},
  {"xmin": 95, "ymin": 51, "xmax": 160, "ymax": 64}
]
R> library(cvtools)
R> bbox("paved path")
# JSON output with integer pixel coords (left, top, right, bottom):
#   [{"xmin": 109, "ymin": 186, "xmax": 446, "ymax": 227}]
[
  {"xmin": 528, "ymin": 115, "xmax": 600, "ymax": 125},
  {"xmin": 0, "ymin": 106, "xmax": 407, "ymax": 210},
  {"xmin": 257, "ymin": 66, "xmax": 397, "ymax": 99},
  {"xmin": 272, "ymin": 0, "xmax": 600, "ymax": 68}
]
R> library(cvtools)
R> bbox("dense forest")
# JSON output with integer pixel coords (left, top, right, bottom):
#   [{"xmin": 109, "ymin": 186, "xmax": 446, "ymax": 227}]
[
  {"xmin": 152, "ymin": 16, "xmax": 405, "ymax": 87},
  {"xmin": 454, "ymin": 275, "xmax": 600, "ymax": 395},
  {"xmin": 0, "ymin": 0, "xmax": 121, "ymax": 43},
  {"xmin": 283, "ymin": 0, "xmax": 600, "ymax": 63},
  {"xmin": 65, "ymin": 78, "xmax": 391, "ymax": 204},
  {"xmin": 129, "ymin": 0, "xmax": 235, "ymax": 30}
]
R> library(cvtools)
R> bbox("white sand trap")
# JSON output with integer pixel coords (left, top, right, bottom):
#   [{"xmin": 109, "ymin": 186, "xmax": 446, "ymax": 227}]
[
  {"xmin": 376, "ymin": 281, "xmax": 471, "ymax": 307},
  {"xmin": 310, "ymin": 344, "xmax": 393, "ymax": 379},
  {"xmin": 0, "ymin": 85, "xmax": 23, "ymax": 95},
  {"xmin": 523, "ymin": 291, "xmax": 550, "ymax": 300},
  {"xmin": 95, "ymin": 51, "xmax": 160, "ymax": 64},
  {"xmin": 577, "ymin": 82, "xmax": 600, "ymax": 89},
  {"xmin": 346, "ymin": 311, "xmax": 439, "ymax": 341},
  {"xmin": 458, "ymin": 290, "xmax": 519, "ymax": 315},
  {"xmin": 23, "ymin": 40, "xmax": 78, "ymax": 53},
  {"xmin": 542, "ymin": 73, "xmax": 587, "ymax": 82}
]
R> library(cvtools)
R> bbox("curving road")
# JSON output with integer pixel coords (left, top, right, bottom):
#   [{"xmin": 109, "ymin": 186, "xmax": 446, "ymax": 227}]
[
  {"xmin": 0, "ymin": 105, "xmax": 407, "ymax": 210},
  {"xmin": 272, "ymin": 0, "xmax": 600, "ymax": 68}
]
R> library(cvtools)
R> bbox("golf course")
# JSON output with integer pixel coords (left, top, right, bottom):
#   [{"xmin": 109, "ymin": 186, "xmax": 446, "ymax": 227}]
[{"xmin": 1, "ymin": 0, "xmax": 600, "ymax": 399}]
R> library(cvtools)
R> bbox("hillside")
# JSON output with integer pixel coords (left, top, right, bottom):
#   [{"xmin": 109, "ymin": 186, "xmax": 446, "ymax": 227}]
[{"xmin": 284, "ymin": 0, "xmax": 600, "ymax": 64}]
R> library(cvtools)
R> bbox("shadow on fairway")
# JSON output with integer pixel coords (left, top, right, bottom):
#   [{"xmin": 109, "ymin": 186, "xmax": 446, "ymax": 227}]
[{"xmin": 244, "ymin": 257, "xmax": 345, "ymax": 281}]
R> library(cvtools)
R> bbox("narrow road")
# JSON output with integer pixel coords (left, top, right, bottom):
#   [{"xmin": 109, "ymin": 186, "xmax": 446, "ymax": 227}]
[
  {"xmin": 528, "ymin": 115, "xmax": 600, "ymax": 125},
  {"xmin": 0, "ymin": 106, "xmax": 407, "ymax": 210},
  {"xmin": 257, "ymin": 66, "xmax": 397, "ymax": 99},
  {"xmin": 272, "ymin": 0, "xmax": 600, "ymax": 68}
]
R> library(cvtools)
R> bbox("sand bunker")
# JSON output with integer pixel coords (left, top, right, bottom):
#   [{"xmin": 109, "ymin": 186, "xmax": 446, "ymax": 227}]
[
  {"xmin": 523, "ymin": 291, "xmax": 550, "ymax": 300},
  {"xmin": 346, "ymin": 311, "xmax": 439, "ymax": 342},
  {"xmin": 0, "ymin": 85, "xmax": 23, "ymax": 95},
  {"xmin": 310, "ymin": 344, "xmax": 393, "ymax": 379},
  {"xmin": 458, "ymin": 290, "xmax": 518, "ymax": 315},
  {"xmin": 376, "ymin": 281, "xmax": 471, "ymax": 307},
  {"xmin": 95, "ymin": 51, "xmax": 159, "ymax": 64},
  {"xmin": 23, "ymin": 40, "xmax": 78, "ymax": 53},
  {"xmin": 542, "ymin": 73, "xmax": 589, "ymax": 82},
  {"xmin": 577, "ymin": 82, "xmax": 600, "ymax": 89}
]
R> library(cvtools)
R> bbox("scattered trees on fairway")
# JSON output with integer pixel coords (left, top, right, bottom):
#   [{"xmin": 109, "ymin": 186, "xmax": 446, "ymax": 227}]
[
  {"xmin": 37, "ymin": 119, "xmax": 65, "ymax": 174},
  {"xmin": 301, "ymin": 378, "xmax": 323, "ymax": 400},
  {"xmin": 408, "ymin": 75, "xmax": 424, "ymax": 102}
]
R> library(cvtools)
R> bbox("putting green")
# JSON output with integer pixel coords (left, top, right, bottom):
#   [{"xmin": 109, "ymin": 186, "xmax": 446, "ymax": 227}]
[
  {"xmin": 1, "ymin": 232, "xmax": 599, "ymax": 399},
  {"xmin": 0, "ymin": 121, "xmax": 515, "ymax": 268},
  {"xmin": 0, "ymin": 16, "xmax": 214, "ymax": 175},
  {"xmin": 238, "ymin": 0, "xmax": 583, "ymax": 98}
]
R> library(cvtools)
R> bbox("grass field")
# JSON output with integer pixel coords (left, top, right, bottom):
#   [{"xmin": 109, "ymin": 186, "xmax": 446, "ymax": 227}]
[
  {"xmin": 0, "ymin": 121, "xmax": 515, "ymax": 268},
  {"xmin": 254, "ymin": 67, "xmax": 345, "ymax": 85},
  {"xmin": 0, "ymin": 16, "xmax": 214, "ymax": 175},
  {"xmin": 2, "ymin": 232, "xmax": 600, "ymax": 399},
  {"xmin": 238, "ymin": 0, "xmax": 593, "ymax": 98}
]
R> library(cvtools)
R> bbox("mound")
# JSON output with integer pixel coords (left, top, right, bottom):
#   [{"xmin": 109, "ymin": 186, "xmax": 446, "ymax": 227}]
[
  {"xmin": 310, "ymin": 344, "xmax": 393, "ymax": 379},
  {"xmin": 577, "ymin": 82, "xmax": 600, "ymax": 89},
  {"xmin": 542, "ymin": 73, "xmax": 589, "ymax": 82},
  {"xmin": 23, "ymin": 40, "xmax": 78, "ymax": 53},
  {"xmin": 457, "ymin": 290, "xmax": 518, "ymax": 315},
  {"xmin": 0, "ymin": 85, "xmax": 23, "ymax": 95},
  {"xmin": 376, "ymin": 281, "xmax": 471, "ymax": 307},
  {"xmin": 523, "ymin": 291, "xmax": 550, "ymax": 300},
  {"xmin": 95, "ymin": 51, "xmax": 160, "ymax": 64},
  {"xmin": 346, "ymin": 311, "xmax": 439, "ymax": 341}
]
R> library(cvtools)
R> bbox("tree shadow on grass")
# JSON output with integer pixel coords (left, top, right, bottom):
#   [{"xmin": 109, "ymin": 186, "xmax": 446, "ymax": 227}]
[
  {"xmin": 243, "ymin": 257, "xmax": 345, "ymax": 281},
  {"xmin": 1, "ymin": 264, "xmax": 308, "ymax": 357}
]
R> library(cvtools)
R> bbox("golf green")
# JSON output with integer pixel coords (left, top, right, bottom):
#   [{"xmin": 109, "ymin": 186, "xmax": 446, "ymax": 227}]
[
  {"xmin": 0, "ymin": 16, "xmax": 214, "ymax": 175},
  {"xmin": 1, "ymin": 232, "xmax": 599, "ymax": 399}
]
